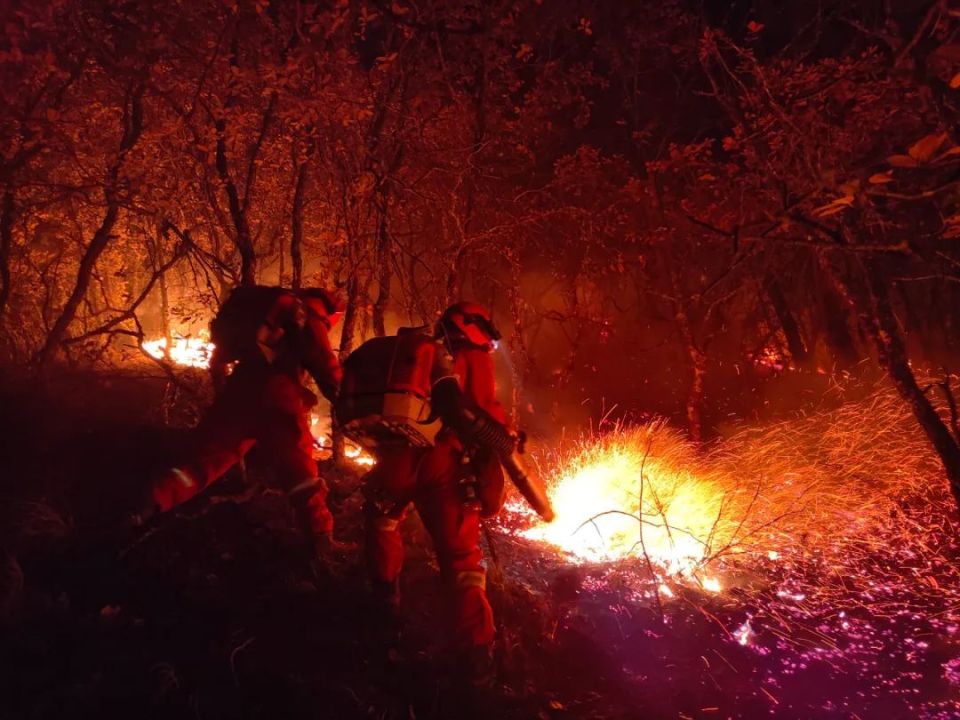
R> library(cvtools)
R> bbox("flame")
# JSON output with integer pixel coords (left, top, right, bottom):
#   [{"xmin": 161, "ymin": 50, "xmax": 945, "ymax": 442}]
[
  {"xmin": 519, "ymin": 421, "xmax": 733, "ymax": 587},
  {"xmin": 143, "ymin": 332, "xmax": 215, "ymax": 369},
  {"xmin": 309, "ymin": 412, "xmax": 376, "ymax": 468},
  {"xmin": 344, "ymin": 443, "xmax": 376, "ymax": 467},
  {"xmin": 513, "ymin": 374, "xmax": 952, "ymax": 599}
]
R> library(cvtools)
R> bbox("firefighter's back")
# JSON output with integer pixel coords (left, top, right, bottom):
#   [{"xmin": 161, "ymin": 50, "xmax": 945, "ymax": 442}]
[{"xmin": 337, "ymin": 328, "xmax": 444, "ymax": 448}]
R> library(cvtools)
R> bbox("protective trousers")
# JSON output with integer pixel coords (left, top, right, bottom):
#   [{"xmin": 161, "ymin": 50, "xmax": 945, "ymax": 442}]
[
  {"xmin": 364, "ymin": 437, "xmax": 494, "ymax": 649},
  {"xmin": 152, "ymin": 368, "xmax": 333, "ymax": 535}
]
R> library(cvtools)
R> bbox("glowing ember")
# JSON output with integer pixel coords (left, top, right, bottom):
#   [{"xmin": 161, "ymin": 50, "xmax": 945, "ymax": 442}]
[
  {"xmin": 943, "ymin": 657, "xmax": 960, "ymax": 687},
  {"xmin": 143, "ymin": 332, "xmax": 215, "ymax": 369},
  {"xmin": 735, "ymin": 617, "xmax": 755, "ymax": 646},
  {"xmin": 750, "ymin": 342, "xmax": 791, "ymax": 373}
]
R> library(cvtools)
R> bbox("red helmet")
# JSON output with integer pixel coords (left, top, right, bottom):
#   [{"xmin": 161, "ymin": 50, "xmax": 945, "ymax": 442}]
[
  {"xmin": 439, "ymin": 301, "xmax": 502, "ymax": 351},
  {"xmin": 299, "ymin": 288, "xmax": 344, "ymax": 328}
]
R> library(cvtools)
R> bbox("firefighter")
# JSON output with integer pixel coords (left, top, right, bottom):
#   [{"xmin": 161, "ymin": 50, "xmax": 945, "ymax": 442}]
[
  {"xmin": 147, "ymin": 286, "xmax": 345, "ymax": 556},
  {"xmin": 348, "ymin": 302, "xmax": 519, "ymax": 684}
]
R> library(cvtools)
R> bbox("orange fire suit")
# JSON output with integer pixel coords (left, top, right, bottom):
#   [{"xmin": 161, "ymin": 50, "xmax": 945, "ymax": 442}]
[
  {"xmin": 152, "ymin": 291, "xmax": 342, "ymax": 537},
  {"xmin": 363, "ymin": 347, "xmax": 507, "ymax": 649}
]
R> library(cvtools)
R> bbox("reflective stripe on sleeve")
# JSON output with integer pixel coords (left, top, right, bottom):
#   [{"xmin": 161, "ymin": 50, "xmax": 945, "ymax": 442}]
[
  {"xmin": 374, "ymin": 517, "xmax": 401, "ymax": 532},
  {"xmin": 288, "ymin": 478, "xmax": 324, "ymax": 501},
  {"xmin": 171, "ymin": 468, "xmax": 196, "ymax": 490},
  {"xmin": 454, "ymin": 570, "xmax": 486, "ymax": 591}
]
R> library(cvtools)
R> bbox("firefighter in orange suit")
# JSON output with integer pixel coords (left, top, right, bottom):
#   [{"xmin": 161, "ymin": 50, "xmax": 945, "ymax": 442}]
[
  {"xmin": 148, "ymin": 286, "xmax": 344, "ymax": 553},
  {"xmin": 357, "ymin": 302, "xmax": 510, "ymax": 683}
]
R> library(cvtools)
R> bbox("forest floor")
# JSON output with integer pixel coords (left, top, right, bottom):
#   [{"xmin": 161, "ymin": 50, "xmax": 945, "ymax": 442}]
[{"xmin": 1, "ymin": 369, "xmax": 959, "ymax": 720}]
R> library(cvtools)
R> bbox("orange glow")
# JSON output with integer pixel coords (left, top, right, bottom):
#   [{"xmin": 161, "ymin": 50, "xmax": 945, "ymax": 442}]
[
  {"xmin": 513, "ymin": 377, "xmax": 943, "ymax": 593},
  {"xmin": 141, "ymin": 335, "xmax": 376, "ymax": 469},
  {"xmin": 344, "ymin": 443, "xmax": 377, "ymax": 467},
  {"xmin": 310, "ymin": 413, "xmax": 376, "ymax": 468},
  {"xmin": 518, "ymin": 421, "xmax": 728, "ymax": 589},
  {"xmin": 143, "ymin": 332, "xmax": 214, "ymax": 369}
]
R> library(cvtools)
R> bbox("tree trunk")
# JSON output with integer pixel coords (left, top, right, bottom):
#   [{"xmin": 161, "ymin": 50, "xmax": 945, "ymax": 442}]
[
  {"xmin": 372, "ymin": 190, "xmax": 391, "ymax": 337},
  {"xmin": 332, "ymin": 274, "xmax": 363, "ymax": 465},
  {"xmin": 157, "ymin": 256, "xmax": 172, "ymax": 356},
  {"xmin": 36, "ymin": 83, "xmax": 145, "ymax": 375},
  {"xmin": 669, "ymin": 263, "xmax": 707, "ymax": 443},
  {"xmin": 507, "ymin": 283, "xmax": 527, "ymax": 423},
  {"xmin": 290, "ymin": 160, "xmax": 307, "ymax": 291},
  {"xmin": 686, "ymin": 343, "xmax": 707, "ymax": 444},
  {"xmin": 674, "ymin": 301, "xmax": 707, "ymax": 443},
  {"xmin": 338, "ymin": 274, "xmax": 363, "ymax": 358},
  {"xmin": 446, "ymin": 246, "xmax": 466, "ymax": 304},
  {"xmin": 0, "ymin": 187, "xmax": 13, "ymax": 326},
  {"xmin": 215, "ymin": 117, "xmax": 256, "ymax": 287},
  {"xmin": 820, "ymin": 276, "xmax": 859, "ymax": 367},
  {"xmin": 37, "ymin": 207, "xmax": 121, "ymax": 373},
  {"xmin": 764, "ymin": 278, "xmax": 808, "ymax": 365},
  {"xmin": 820, "ymin": 252, "xmax": 960, "ymax": 510},
  {"xmin": 865, "ymin": 269, "xmax": 960, "ymax": 509}
]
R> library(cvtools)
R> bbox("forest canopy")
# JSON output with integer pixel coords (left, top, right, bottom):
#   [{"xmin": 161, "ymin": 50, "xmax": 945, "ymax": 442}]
[{"xmin": 1, "ymin": 0, "xmax": 959, "ymax": 481}]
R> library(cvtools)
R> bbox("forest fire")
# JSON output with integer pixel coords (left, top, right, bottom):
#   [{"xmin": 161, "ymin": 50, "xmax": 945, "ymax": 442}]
[
  {"xmin": 5, "ymin": 0, "xmax": 960, "ymax": 716},
  {"xmin": 492, "ymin": 381, "xmax": 960, "ymax": 717},
  {"xmin": 519, "ymin": 421, "xmax": 727, "ymax": 589},
  {"xmin": 512, "ymin": 376, "xmax": 953, "ymax": 602},
  {"xmin": 142, "ymin": 333, "xmax": 215, "ymax": 369}
]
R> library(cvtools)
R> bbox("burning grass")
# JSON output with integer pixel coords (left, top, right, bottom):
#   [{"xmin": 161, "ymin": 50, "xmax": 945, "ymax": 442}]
[
  {"xmin": 518, "ymin": 420, "xmax": 739, "ymax": 589},
  {"xmin": 500, "ymin": 375, "xmax": 960, "ymax": 716},
  {"xmin": 510, "ymin": 374, "xmax": 952, "ymax": 590},
  {"xmin": 5, "ymin": 366, "xmax": 959, "ymax": 717}
]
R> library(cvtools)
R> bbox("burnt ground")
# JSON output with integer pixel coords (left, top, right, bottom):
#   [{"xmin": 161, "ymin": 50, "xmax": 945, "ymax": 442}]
[{"xmin": 1, "ymin": 369, "xmax": 959, "ymax": 720}]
